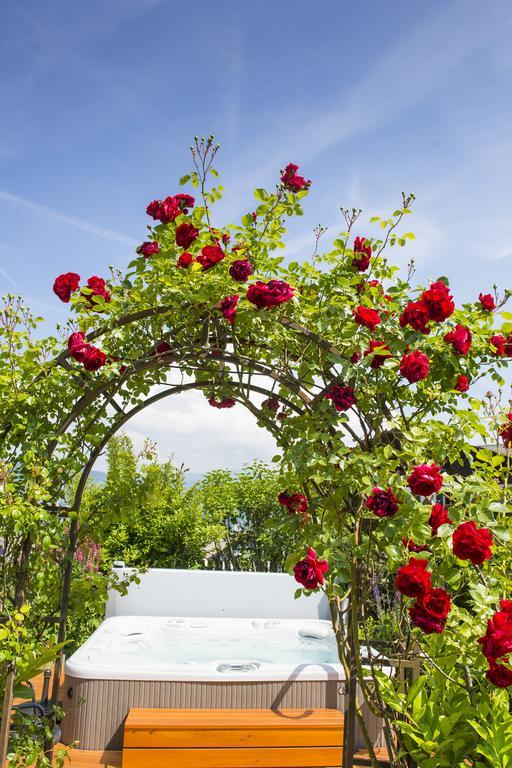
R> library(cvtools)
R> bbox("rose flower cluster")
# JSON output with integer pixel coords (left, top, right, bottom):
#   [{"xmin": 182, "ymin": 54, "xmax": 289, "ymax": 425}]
[
  {"xmin": 478, "ymin": 601, "xmax": 512, "ymax": 688},
  {"xmin": 53, "ymin": 273, "xmax": 111, "ymax": 308}
]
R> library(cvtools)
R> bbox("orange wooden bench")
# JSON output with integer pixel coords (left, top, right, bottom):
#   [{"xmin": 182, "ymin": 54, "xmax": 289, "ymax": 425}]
[{"xmin": 122, "ymin": 708, "xmax": 343, "ymax": 767}]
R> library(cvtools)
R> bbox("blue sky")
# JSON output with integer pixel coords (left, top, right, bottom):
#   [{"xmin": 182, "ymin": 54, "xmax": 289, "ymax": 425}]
[{"xmin": 1, "ymin": 0, "xmax": 511, "ymax": 472}]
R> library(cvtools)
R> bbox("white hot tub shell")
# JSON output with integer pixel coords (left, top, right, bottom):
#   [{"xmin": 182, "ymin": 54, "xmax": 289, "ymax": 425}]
[{"xmin": 61, "ymin": 569, "xmax": 384, "ymax": 750}]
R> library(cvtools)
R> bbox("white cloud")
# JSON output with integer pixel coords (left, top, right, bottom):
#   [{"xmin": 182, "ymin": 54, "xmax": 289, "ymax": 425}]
[{"xmin": 118, "ymin": 388, "xmax": 279, "ymax": 474}]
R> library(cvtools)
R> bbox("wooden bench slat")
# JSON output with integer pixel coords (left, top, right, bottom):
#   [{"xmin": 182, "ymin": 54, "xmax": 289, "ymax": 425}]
[
  {"xmin": 124, "ymin": 726, "xmax": 343, "ymax": 749},
  {"xmin": 122, "ymin": 746, "xmax": 342, "ymax": 768},
  {"xmin": 124, "ymin": 707, "xmax": 343, "ymax": 730}
]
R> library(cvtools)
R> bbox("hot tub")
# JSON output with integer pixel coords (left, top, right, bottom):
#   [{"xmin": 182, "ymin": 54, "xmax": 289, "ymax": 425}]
[{"xmin": 62, "ymin": 615, "xmax": 348, "ymax": 750}]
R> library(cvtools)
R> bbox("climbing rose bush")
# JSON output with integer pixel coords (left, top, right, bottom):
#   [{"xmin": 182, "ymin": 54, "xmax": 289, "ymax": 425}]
[{"xmin": 7, "ymin": 137, "xmax": 512, "ymax": 767}]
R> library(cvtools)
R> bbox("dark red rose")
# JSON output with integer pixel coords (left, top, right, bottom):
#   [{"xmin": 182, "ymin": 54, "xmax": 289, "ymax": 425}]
[
  {"xmin": 197, "ymin": 244, "xmax": 225, "ymax": 271},
  {"xmin": 68, "ymin": 332, "xmax": 106, "ymax": 371},
  {"xmin": 421, "ymin": 281, "xmax": 455, "ymax": 322},
  {"xmin": 505, "ymin": 334, "xmax": 512, "ymax": 356},
  {"xmin": 486, "ymin": 662, "xmax": 512, "ymax": 688},
  {"xmin": 217, "ymin": 294, "xmax": 239, "ymax": 324},
  {"xmin": 68, "ymin": 332, "xmax": 87, "ymax": 360},
  {"xmin": 452, "ymin": 521, "xmax": 493, "ymax": 565},
  {"xmin": 81, "ymin": 345, "xmax": 107, "ymax": 371},
  {"xmin": 365, "ymin": 487, "xmax": 399, "ymax": 518},
  {"xmin": 490, "ymin": 334, "xmax": 506, "ymax": 356},
  {"xmin": 351, "ymin": 350, "xmax": 362, "ymax": 364},
  {"xmin": 221, "ymin": 232, "xmax": 230, "ymax": 245},
  {"xmin": 174, "ymin": 193, "xmax": 195, "ymax": 213},
  {"xmin": 278, "ymin": 492, "xmax": 309, "ymax": 514},
  {"xmin": 247, "ymin": 280, "xmax": 294, "ymax": 309},
  {"xmin": 455, "ymin": 374, "xmax": 469, "ymax": 392},
  {"xmin": 364, "ymin": 339, "xmax": 391, "ymax": 369},
  {"xmin": 229, "ymin": 259, "xmax": 253, "ymax": 283},
  {"xmin": 82, "ymin": 276, "xmax": 111, "ymax": 307},
  {"xmin": 352, "ymin": 236, "xmax": 372, "ymax": 272},
  {"xmin": 409, "ymin": 588, "xmax": 451, "ymax": 634},
  {"xmin": 444, "ymin": 324, "xmax": 472, "ymax": 355},
  {"xmin": 428, "ymin": 502, "xmax": 451, "ymax": 535},
  {"xmin": 53, "ymin": 272, "xmax": 80, "ymax": 302},
  {"xmin": 395, "ymin": 558, "xmax": 431, "ymax": 598},
  {"xmin": 263, "ymin": 397, "xmax": 280, "ymax": 412},
  {"xmin": 175, "ymin": 222, "xmax": 199, "ymax": 248},
  {"xmin": 353, "ymin": 305, "xmax": 381, "ymax": 330},
  {"xmin": 478, "ymin": 602, "xmax": 512, "ymax": 663},
  {"xmin": 500, "ymin": 414, "xmax": 512, "ymax": 447},
  {"xmin": 407, "ymin": 463, "xmax": 443, "ymax": 496},
  {"xmin": 177, "ymin": 252, "xmax": 194, "ymax": 268},
  {"xmin": 403, "ymin": 538, "xmax": 430, "ymax": 553},
  {"xmin": 137, "ymin": 241, "xmax": 160, "ymax": 258},
  {"xmin": 479, "ymin": 293, "xmax": 496, "ymax": 311},
  {"xmin": 209, "ymin": 397, "xmax": 236, "ymax": 409},
  {"xmin": 293, "ymin": 547, "xmax": 328, "ymax": 590},
  {"xmin": 146, "ymin": 196, "xmax": 181, "ymax": 223},
  {"xmin": 280, "ymin": 163, "xmax": 311, "ymax": 193},
  {"xmin": 324, "ymin": 385, "xmax": 357, "ymax": 412},
  {"xmin": 399, "ymin": 300, "xmax": 430, "ymax": 334},
  {"xmin": 399, "ymin": 350, "xmax": 429, "ymax": 383},
  {"xmin": 154, "ymin": 342, "xmax": 171, "ymax": 355}
]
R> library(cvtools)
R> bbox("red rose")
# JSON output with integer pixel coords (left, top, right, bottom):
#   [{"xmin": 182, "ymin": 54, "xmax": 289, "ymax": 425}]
[
  {"xmin": 137, "ymin": 241, "xmax": 160, "ymax": 258},
  {"xmin": 217, "ymin": 295, "xmax": 239, "ymax": 324},
  {"xmin": 177, "ymin": 252, "xmax": 194, "ymax": 268},
  {"xmin": 82, "ymin": 345, "xmax": 107, "ymax": 371},
  {"xmin": 351, "ymin": 351, "xmax": 362, "ymax": 364},
  {"xmin": 364, "ymin": 340, "xmax": 391, "ymax": 369},
  {"xmin": 324, "ymin": 385, "xmax": 357, "ymax": 412},
  {"xmin": 505, "ymin": 334, "xmax": 512, "ymax": 356},
  {"xmin": 247, "ymin": 280, "xmax": 294, "ymax": 309},
  {"xmin": 353, "ymin": 305, "xmax": 381, "ymax": 330},
  {"xmin": 68, "ymin": 332, "xmax": 87, "ymax": 360},
  {"xmin": 500, "ymin": 414, "xmax": 512, "ymax": 447},
  {"xmin": 68, "ymin": 332, "xmax": 106, "ymax": 371},
  {"xmin": 174, "ymin": 193, "xmax": 195, "ymax": 213},
  {"xmin": 444, "ymin": 324, "xmax": 472, "ymax": 355},
  {"xmin": 479, "ymin": 293, "xmax": 496, "ymax": 311},
  {"xmin": 146, "ymin": 196, "xmax": 180, "ymax": 223},
  {"xmin": 399, "ymin": 350, "xmax": 429, "ymax": 383},
  {"xmin": 478, "ymin": 602, "xmax": 512, "ymax": 663},
  {"xmin": 403, "ymin": 538, "xmax": 430, "ymax": 553},
  {"xmin": 293, "ymin": 547, "xmax": 328, "ymax": 590},
  {"xmin": 452, "ymin": 521, "xmax": 493, "ymax": 565},
  {"xmin": 155, "ymin": 341, "xmax": 171, "ymax": 355},
  {"xmin": 486, "ymin": 662, "xmax": 512, "ymax": 688},
  {"xmin": 53, "ymin": 272, "xmax": 80, "ymax": 302},
  {"xmin": 455, "ymin": 374, "xmax": 469, "ymax": 392},
  {"xmin": 209, "ymin": 397, "xmax": 236, "ymax": 409},
  {"xmin": 395, "ymin": 558, "xmax": 431, "ymax": 598},
  {"xmin": 352, "ymin": 236, "xmax": 372, "ymax": 272},
  {"xmin": 428, "ymin": 502, "xmax": 451, "ymax": 535},
  {"xmin": 263, "ymin": 397, "xmax": 280, "ymax": 412},
  {"xmin": 278, "ymin": 492, "xmax": 309, "ymax": 514},
  {"xmin": 490, "ymin": 334, "xmax": 506, "ymax": 356},
  {"xmin": 399, "ymin": 300, "xmax": 430, "ymax": 334},
  {"xmin": 407, "ymin": 463, "xmax": 443, "ymax": 496},
  {"xmin": 229, "ymin": 259, "xmax": 253, "ymax": 283},
  {"xmin": 365, "ymin": 487, "xmax": 399, "ymax": 518},
  {"xmin": 280, "ymin": 163, "xmax": 311, "ymax": 193},
  {"xmin": 421, "ymin": 281, "xmax": 455, "ymax": 322},
  {"xmin": 82, "ymin": 276, "xmax": 111, "ymax": 307},
  {"xmin": 197, "ymin": 244, "xmax": 225, "ymax": 271},
  {"xmin": 409, "ymin": 588, "xmax": 451, "ymax": 634},
  {"xmin": 175, "ymin": 222, "xmax": 199, "ymax": 248}
]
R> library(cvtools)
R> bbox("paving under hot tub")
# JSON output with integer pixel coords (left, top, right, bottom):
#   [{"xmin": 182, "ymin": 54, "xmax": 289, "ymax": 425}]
[{"xmin": 62, "ymin": 615, "xmax": 357, "ymax": 750}]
